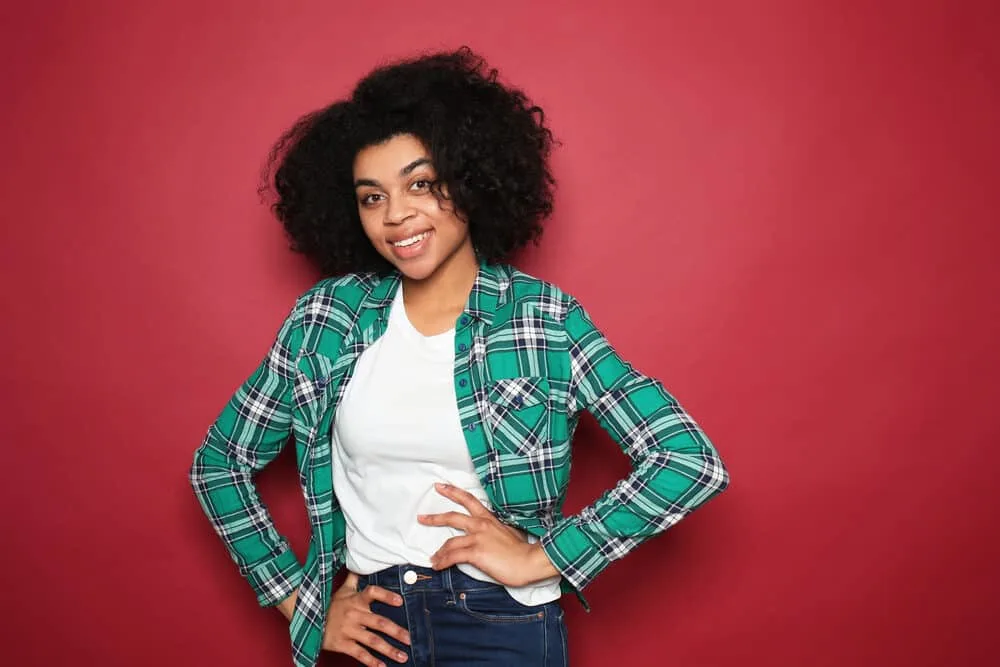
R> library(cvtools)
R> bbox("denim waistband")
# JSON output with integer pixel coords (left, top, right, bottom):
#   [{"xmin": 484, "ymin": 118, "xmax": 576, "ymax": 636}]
[{"xmin": 358, "ymin": 564, "xmax": 500, "ymax": 594}]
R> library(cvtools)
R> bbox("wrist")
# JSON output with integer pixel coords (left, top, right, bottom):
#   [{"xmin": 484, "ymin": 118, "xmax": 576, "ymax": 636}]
[
  {"xmin": 526, "ymin": 541, "xmax": 560, "ymax": 583},
  {"xmin": 276, "ymin": 589, "xmax": 298, "ymax": 621}
]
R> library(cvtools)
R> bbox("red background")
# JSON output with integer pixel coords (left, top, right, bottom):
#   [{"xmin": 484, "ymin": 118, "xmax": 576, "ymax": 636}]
[{"xmin": 2, "ymin": 1, "xmax": 998, "ymax": 665}]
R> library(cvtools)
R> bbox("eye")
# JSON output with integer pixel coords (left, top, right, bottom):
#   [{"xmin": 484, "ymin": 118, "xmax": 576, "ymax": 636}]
[
  {"xmin": 359, "ymin": 193, "xmax": 384, "ymax": 207},
  {"xmin": 410, "ymin": 179, "xmax": 432, "ymax": 192}
]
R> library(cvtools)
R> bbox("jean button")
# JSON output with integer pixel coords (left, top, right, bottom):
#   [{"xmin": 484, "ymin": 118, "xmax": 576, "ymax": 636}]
[{"xmin": 403, "ymin": 570, "xmax": 418, "ymax": 585}]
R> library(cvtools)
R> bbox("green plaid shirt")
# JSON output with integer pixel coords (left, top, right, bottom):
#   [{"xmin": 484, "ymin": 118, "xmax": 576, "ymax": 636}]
[{"xmin": 190, "ymin": 263, "xmax": 728, "ymax": 667}]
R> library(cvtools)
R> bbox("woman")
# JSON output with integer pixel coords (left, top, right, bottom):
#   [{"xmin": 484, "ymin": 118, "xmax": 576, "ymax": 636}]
[{"xmin": 190, "ymin": 47, "xmax": 729, "ymax": 667}]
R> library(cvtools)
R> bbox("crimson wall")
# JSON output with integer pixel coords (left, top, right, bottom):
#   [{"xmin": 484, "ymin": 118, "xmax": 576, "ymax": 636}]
[{"xmin": 2, "ymin": 1, "xmax": 998, "ymax": 665}]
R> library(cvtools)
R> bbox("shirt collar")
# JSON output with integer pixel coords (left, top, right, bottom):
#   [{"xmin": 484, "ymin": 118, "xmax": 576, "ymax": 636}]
[
  {"xmin": 362, "ymin": 262, "xmax": 509, "ymax": 326},
  {"xmin": 363, "ymin": 271, "xmax": 400, "ymax": 311},
  {"xmin": 466, "ymin": 262, "xmax": 506, "ymax": 325}
]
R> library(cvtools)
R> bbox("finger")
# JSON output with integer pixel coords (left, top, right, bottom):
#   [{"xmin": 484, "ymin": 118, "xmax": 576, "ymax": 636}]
[
  {"xmin": 434, "ymin": 482, "xmax": 491, "ymax": 517},
  {"xmin": 432, "ymin": 546, "xmax": 477, "ymax": 571},
  {"xmin": 344, "ymin": 572, "xmax": 360, "ymax": 589},
  {"xmin": 361, "ymin": 609, "xmax": 411, "ymax": 646},
  {"xmin": 360, "ymin": 584, "xmax": 404, "ymax": 607},
  {"xmin": 432, "ymin": 534, "xmax": 476, "ymax": 561},
  {"xmin": 346, "ymin": 641, "xmax": 388, "ymax": 667},
  {"xmin": 430, "ymin": 536, "xmax": 476, "ymax": 570},
  {"xmin": 325, "ymin": 637, "xmax": 383, "ymax": 667},
  {"xmin": 350, "ymin": 628, "xmax": 409, "ymax": 665},
  {"xmin": 418, "ymin": 510, "xmax": 477, "ymax": 532}
]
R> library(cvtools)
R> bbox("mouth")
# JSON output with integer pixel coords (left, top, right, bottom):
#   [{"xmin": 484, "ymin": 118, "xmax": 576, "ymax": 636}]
[
  {"xmin": 391, "ymin": 231, "xmax": 431, "ymax": 248},
  {"xmin": 388, "ymin": 230, "xmax": 433, "ymax": 259}
]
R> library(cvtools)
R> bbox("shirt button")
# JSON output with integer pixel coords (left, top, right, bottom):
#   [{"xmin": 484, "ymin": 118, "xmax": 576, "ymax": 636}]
[
  {"xmin": 459, "ymin": 378, "xmax": 468, "ymax": 388},
  {"xmin": 403, "ymin": 570, "xmax": 418, "ymax": 585},
  {"xmin": 459, "ymin": 315, "xmax": 470, "ymax": 326},
  {"xmin": 467, "ymin": 423, "xmax": 477, "ymax": 431},
  {"xmin": 458, "ymin": 343, "xmax": 468, "ymax": 352}
]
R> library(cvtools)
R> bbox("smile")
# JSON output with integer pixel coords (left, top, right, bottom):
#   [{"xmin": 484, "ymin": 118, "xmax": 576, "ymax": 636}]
[{"xmin": 392, "ymin": 231, "xmax": 430, "ymax": 247}]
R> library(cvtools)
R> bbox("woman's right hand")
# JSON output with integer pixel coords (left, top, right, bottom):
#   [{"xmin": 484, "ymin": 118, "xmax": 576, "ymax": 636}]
[{"xmin": 321, "ymin": 572, "xmax": 411, "ymax": 666}]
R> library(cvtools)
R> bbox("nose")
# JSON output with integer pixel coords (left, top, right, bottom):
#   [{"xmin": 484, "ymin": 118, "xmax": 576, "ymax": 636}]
[{"xmin": 384, "ymin": 195, "xmax": 415, "ymax": 225}]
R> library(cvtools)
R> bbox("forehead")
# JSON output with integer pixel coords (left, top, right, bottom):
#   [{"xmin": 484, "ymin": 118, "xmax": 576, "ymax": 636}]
[{"xmin": 353, "ymin": 133, "xmax": 431, "ymax": 178}]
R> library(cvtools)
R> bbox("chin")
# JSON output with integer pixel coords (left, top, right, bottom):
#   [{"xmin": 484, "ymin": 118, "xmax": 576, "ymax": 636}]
[{"xmin": 393, "ymin": 257, "xmax": 441, "ymax": 282}]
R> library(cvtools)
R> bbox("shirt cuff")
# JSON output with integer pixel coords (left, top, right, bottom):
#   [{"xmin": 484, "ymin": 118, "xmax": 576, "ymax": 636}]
[
  {"xmin": 539, "ymin": 518, "xmax": 611, "ymax": 592},
  {"xmin": 245, "ymin": 545, "xmax": 305, "ymax": 607}
]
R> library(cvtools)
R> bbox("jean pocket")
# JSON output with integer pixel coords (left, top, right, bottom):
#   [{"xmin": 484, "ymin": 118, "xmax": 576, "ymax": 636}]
[{"xmin": 455, "ymin": 587, "xmax": 547, "ymax": 624}]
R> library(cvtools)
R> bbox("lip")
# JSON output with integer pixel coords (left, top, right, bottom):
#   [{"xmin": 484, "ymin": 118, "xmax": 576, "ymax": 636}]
[
  {"xmin": 388, "ymin": 229, "xmax": 433, "ymax": 260},
  {"xmin": 386, "ymin": 229, "xmax": 433, "ymax": 245}
]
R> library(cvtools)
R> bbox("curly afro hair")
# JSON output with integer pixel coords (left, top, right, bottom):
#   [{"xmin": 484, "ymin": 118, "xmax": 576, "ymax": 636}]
[{"xmin": 262, "ymin": 47, "xmax": 556, "ymax": 277}]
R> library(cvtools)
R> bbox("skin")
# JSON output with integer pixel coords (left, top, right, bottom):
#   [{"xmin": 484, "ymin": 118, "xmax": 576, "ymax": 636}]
[
  {"xmin": 278, "ymin": 134, "xmax": 558, "ymax": 667},
  {"xmin": 421, "ymin": 483, "xmax": 560, "ymax": 585},
  {"xmin": 353, "ymin": 133, "xmax": 479, "ymax": 336}
]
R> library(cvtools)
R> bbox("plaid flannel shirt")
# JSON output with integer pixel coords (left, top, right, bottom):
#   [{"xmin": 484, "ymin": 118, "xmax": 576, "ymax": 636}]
[{"xmin": 189, "ymin": 262, "xmax": 728, "ymax": 667}]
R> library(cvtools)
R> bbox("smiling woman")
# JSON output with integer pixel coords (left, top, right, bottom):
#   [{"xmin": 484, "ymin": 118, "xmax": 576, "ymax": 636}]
[
  {"xmin": 264, "ymin": 48, "xmax": 553, "ymax": 280},
  {"xmin": 353, "ymin": 138, "xmax": 474, "ymax": 289},
  {"xmin": 189, "ymin": 47, "xmax": 729, "ymax": 667}
]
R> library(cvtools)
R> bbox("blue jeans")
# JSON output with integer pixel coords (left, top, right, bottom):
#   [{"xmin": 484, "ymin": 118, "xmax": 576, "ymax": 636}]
[{"xmin": 356, "ymin": 564, "xmax": 569, "ymax": 666}]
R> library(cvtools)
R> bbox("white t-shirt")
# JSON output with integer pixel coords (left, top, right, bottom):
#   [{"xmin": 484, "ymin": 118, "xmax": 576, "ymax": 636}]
[{"xmin": 330, "ymin": 285, "xmax": 561, "ymax": 606}]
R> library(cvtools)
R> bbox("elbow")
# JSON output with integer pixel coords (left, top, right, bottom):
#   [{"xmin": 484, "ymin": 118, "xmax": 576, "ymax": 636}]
[
  {"xmin": 658, "ymin": 445, "xmax": 730, "ymax": 505},
  {"xmin": 188, "ymin": 450, "xmax": 207, "ymax": 498},
  {"xmin": 714, "ymin": 456, "xmax": 730, "ymax": 496},
  {"xmin": 643, "ymin": 446, "xmax": 729, "ymax": 509},
  {"xmin": 703, "ymin": 445, "xmax": 730, "ymax": 497},
  {"xmin": 188, "ymin": 435, "xmax": 223, "ymax": 497}
]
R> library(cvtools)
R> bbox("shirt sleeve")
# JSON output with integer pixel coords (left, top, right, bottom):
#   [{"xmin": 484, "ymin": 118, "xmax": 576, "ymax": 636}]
[
  {"xmin": 540, "ymin": 298, "xmax": 729, "ymax": 592},
  {"xmin": 188, "ymin": 296, "xmax": 307, "ymax": 607}
]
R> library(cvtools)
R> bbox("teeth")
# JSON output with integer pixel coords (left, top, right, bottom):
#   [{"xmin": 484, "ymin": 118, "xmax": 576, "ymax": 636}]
[{"xmin": 393, "ymin": 232, "xmax": 429, "ymax": 247}]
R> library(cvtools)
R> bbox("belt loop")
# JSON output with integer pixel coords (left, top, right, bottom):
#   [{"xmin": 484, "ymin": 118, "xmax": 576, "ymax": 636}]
[{"xmin": 442, "ymin": 566, "xmax": 455, "ymax": 600}]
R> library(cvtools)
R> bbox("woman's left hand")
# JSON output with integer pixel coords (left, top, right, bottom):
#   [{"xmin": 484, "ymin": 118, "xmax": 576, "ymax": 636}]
[{"xmin": 418, "ymin": 483, "xmax": 560, "ymax": 587}]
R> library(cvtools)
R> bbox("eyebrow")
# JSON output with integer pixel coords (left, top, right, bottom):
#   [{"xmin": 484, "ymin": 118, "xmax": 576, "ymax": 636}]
[{"xmin": 354, "ymin": 157, "xmax": 433, "ymax": 188}]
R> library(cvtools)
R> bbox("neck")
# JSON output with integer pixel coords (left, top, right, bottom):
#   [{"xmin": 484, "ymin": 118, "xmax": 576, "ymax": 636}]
[{"xmin": 401, "ymin": 241, "xmax": 479, "ymax": 315}]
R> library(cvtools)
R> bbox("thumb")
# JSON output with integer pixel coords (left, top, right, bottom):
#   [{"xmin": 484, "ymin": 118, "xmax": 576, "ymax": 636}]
[{"xmin": 343, "ymin": 571, "xmax": 360, "ymax": 589}]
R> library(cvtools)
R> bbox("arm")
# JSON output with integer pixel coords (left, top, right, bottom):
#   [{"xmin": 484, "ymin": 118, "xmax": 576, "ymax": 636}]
[
  {"xmin": 540, "ymin": 299, "xmax": 730, "ymax": 591},
  {"xmin": 188, "ymin": 296, "xmax": 306, "ymax": 607}
]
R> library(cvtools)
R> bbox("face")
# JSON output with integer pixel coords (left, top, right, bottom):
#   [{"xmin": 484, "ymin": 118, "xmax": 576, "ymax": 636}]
[{"xmin": 353, "ymin": 133, "xmax": 474, "ymax": 282}]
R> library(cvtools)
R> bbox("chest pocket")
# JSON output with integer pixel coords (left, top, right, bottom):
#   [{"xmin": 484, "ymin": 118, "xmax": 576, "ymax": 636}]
[{"xmin": 487, "ymin": 377, "xmax": 551, "ymax": 456}]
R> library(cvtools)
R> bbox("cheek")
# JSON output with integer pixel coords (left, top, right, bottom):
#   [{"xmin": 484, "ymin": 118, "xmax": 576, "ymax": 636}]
[
  {"xmin": 358, "ymin": 212, "xmax": 382, "ymax": 244},
  {"xmin": 433, "ymin": 195, "xmax": 459, "ymax": 219},
  {"xmin": 423, "ymin": 204, "xmax": 467, "ymax": 238},
  {"xmin": 441, "ymin": 215, "xmax": 469, "ymax": 242}
]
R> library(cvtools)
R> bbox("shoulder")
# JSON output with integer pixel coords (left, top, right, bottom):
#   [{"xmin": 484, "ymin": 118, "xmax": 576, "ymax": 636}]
[
  {"xmin": 494, "ymin": 264, "xmax": 581, "ymax": 323},
  {"xmin": 301, "ymin": 271, "xmax": 380, "ymax": 301},
  {"xmin": 290, "ymin": 272, "xmax": 384, "ymax": 322}
]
